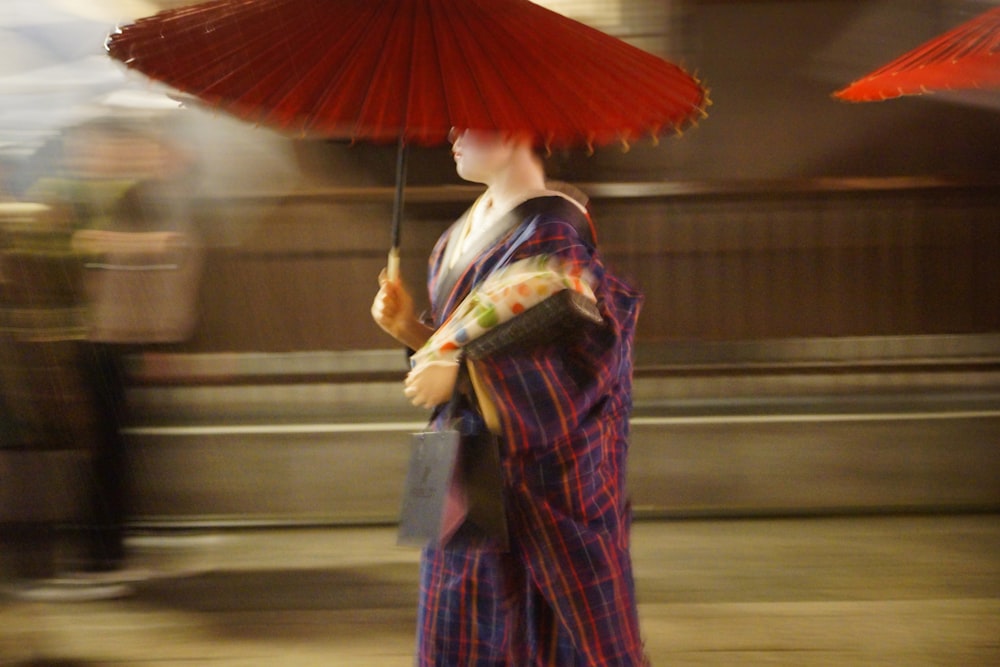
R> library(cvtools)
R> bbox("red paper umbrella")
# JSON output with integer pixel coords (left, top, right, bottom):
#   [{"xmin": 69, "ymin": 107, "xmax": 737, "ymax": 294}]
[
  {"xmin": 107, "ymin": 0, "xmax": 705, "ymax": 145},
  {"xmin": 106, "ymin": 0, "xmax": 707, "ymax": 276},
  {"xmin": 834, "ymin": 5, "xmax": 1000, "ymax": 102}
]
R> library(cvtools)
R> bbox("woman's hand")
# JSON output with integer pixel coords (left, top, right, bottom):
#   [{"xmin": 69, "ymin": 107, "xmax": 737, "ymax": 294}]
[
  {"xmin": 404, "ymin": 360, "xmax": 460, "ymax": 409},
  {"xmin": 371, "ymin": 269, "xmax": 431, "ymax": 350}
]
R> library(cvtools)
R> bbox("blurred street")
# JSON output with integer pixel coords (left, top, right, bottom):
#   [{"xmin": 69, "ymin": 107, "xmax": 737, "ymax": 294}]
[{"xmin": 2, "ymin": 513, "xmax": 998, "ymax": 666}]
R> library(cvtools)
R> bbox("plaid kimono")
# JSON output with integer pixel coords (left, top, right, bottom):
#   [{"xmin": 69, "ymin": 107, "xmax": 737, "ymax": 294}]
[{"xmin": 416, "ymin": 195, "xmax": 647, "ymax": 666}]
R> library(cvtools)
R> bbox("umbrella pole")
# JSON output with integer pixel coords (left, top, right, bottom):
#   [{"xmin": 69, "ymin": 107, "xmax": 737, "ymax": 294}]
[{"xmin": 387, "ymin": 137, "xmax": 408, "ymax": 283}]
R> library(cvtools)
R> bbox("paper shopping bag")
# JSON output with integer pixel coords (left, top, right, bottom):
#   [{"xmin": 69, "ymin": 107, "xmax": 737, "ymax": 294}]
[
  {"xmin": 397, "ymin": 428, "xmax": 462, "ymax": 546},
  {"xmin": 397, "ymin": 426, "xmax": 508, "ymax": 550}
]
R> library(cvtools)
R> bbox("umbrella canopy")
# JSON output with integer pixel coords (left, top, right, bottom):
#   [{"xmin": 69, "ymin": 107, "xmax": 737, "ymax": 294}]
[
  {"xmin": 105, "ymin": 0, "xmax": 707, "ymax": 147},
  {"xmin": 834, "ymin": 5, "xmax": 1000, "ymax": 102},
  {"xmin": 106, "ymin": 0, "xmax": 708, "ymax": 278}
]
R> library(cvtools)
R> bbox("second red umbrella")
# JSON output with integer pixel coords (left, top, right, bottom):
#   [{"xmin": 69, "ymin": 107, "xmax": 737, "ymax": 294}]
[{"xmin": 834, "ymin": 5, "xmax": 1000, "ymax": 102}]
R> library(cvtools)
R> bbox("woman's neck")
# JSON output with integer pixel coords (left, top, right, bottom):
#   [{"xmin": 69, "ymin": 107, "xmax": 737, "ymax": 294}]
[{"xmin": 483, "ymin": 156, "xmax": 546, "ymax": 215}]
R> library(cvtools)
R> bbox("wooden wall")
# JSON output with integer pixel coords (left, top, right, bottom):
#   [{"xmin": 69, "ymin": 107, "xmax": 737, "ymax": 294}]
[{"xmin": 178, "ymin": 181, "xmax": 1000, "ymax": 353}]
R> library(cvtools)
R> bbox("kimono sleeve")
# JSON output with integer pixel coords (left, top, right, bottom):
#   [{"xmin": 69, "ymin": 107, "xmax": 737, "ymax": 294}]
[{"xmin": 467, "ymin": 218, "xmax": 627, "ymax": 461}]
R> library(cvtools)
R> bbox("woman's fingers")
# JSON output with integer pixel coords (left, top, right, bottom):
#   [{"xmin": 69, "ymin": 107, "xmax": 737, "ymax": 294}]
[
  {"xmin": 404, "ymin": 362, "xmax": 459, "ymax": 409},
  {"xmin": 371, "ymin": 279, "xmax": 399, "ymax": 326},
  {"xmin": 403, "ymin": 376, "xmax": 430, "ymax": 408}
]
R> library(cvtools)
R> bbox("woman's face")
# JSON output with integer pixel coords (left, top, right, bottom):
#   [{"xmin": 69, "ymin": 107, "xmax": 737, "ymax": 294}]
[{"xmin": 450, "ymin": 129, "xmax": 514, "ymax": 184}]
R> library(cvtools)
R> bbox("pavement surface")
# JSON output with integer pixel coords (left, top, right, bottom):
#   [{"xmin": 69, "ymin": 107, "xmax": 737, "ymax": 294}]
[{"xmin": 1, "ymin": 514, "xmax": 998, "ymax": 666}]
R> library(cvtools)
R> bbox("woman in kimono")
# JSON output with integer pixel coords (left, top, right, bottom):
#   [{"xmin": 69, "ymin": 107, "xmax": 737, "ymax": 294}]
[{"xmin": 372, "ymin": 129, "xmax": 647, "ymax": 666}]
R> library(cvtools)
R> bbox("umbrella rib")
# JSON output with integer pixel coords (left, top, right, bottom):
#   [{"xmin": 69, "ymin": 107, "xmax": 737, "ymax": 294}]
[
  {"xmin": 111, "ymin": 4, "xmax": 305, "ymax": 117},
  {"xmin": 445, "ymin": 0, "xmax": 517, "ymax": 133},
  {"xmin": 421, "ymin": 0, "xmax": 473, "ymax": 141},
  {"xmin": 489, "ymin": 4, "xmax": 597, "ymax": 140},
  {"xmin": 451, "ymin": 0, "xmax": 609, "ymax": 142},
  {"xmin": 481, "ymin": 0, "xmax": 703, "ymax": 144},
  {"xmin": 253, "ymin": 3, "xmax": 380, "ymax": 134},
  {"xmin": 227, "ymin": 2, "xmax": 389, "ymax": 134},
  {"xmin": 352, "ymin": 1, "xmax": 399, "ymax": 137},
  {"xmin": 508, "ymin": 11, "xmax": 641, "ymax": 141}
]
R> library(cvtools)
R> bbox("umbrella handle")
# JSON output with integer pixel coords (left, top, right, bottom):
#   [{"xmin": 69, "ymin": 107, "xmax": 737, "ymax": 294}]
[
  {"xmin": 386, "ymin": 246, "xmax": 401, "ymax": 283},
  {"xmin": 387, "ymin": 137, "xmax": 408, "ymax": 284}
]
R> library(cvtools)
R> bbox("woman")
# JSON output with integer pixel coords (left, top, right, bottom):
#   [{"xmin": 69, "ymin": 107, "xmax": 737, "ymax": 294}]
[{"xmin": 372, "ymin": 129, "xmax": 647, "ymax": 666}]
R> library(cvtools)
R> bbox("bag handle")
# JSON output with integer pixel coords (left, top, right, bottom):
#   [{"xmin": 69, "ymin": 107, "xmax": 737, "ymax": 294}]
[
  {"xmin": 436, "ymin": 356, "xmax": 502, "ymax": 434},
  {"xmin": 437, "ymin": 356, "xmax": 474, "ymax": 424}
]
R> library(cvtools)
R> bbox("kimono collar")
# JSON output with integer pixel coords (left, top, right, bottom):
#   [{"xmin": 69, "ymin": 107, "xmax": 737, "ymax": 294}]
[{"xmin": 432, "ymin": 194, "xmax": 594, "ymax": 317}]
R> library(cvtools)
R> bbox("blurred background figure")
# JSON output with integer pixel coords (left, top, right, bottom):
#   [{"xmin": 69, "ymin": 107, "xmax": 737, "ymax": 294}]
[
  {"xmin": 0, "ymin": 200, "xmax": 98, "ymax": 597},
  {"xmin": 0, "ymin": 116, "xmax": 202, "ymax": 599},
  {"xmin": 2, "ymin": 115, "xmax": 203, "ymax": 600}
]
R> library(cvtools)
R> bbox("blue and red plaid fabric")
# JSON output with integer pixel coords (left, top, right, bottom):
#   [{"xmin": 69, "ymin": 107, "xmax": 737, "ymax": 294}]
[{"xmin": 416, "ymin": 199, "xmax": 648, "ymax": 666}]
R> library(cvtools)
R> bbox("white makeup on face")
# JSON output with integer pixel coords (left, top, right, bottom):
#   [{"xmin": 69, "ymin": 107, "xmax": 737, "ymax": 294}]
[{"xmin": 451, "ymin": 130, "xmax": 512, "ymax": 184}]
